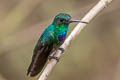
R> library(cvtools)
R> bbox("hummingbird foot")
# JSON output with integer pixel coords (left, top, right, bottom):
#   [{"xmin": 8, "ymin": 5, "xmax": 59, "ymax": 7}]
[
  {"xmin": 58, "ymin": 47, "xmax": 64, "ymax": 53},
  {"xmin": 49, "ymin": 56, "xmax": 59, "ymax": 62}
]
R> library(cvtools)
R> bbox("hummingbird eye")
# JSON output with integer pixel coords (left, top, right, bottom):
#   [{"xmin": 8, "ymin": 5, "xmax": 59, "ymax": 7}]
[{"xmin": 60, "ymin": 19, "xmax": 64, "ymax": 22}]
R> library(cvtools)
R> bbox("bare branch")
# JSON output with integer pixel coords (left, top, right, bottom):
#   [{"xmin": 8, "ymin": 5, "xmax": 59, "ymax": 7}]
[{"xmin": 38, "ymin": 0, "xmax": 112, "ymax": 80}]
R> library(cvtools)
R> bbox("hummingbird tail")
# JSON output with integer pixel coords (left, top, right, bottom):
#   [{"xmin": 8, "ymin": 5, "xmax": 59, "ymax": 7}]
[{"xmin": 27, "ymin": 45, "xmax": 53, "ymax": 77}]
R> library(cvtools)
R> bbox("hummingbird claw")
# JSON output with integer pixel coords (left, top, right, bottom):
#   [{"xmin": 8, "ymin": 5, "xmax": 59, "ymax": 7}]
[
  {"xmin": 58, "ymin": 47, "xmax": 64, "ymax": 53},
  {"xmin": 49, "ymin": 56, "xmax": 59, "ymax": 62}
]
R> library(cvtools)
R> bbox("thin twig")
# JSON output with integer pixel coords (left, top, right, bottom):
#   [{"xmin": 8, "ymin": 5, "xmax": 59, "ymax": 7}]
[{"xmin": 38, "ymin": 0, "xmax": 112, "ymax": 80}]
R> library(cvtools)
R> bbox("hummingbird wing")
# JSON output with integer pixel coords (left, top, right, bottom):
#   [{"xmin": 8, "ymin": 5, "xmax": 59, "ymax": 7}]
[{"xmin": 27, "ymin": 26, "xmax": 55, "ymax": 77}]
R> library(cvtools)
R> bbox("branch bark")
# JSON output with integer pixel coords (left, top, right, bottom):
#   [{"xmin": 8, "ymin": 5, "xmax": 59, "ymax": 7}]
[{"xmin": 38, "ymin": 0, "xmax": 112, "ymax": 80}]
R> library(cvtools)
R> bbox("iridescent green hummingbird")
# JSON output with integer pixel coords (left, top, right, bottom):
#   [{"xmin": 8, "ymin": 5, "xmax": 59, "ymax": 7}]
[{"xmin": 27, "ymin": 13, "xmax": 87, "ymax": 77}]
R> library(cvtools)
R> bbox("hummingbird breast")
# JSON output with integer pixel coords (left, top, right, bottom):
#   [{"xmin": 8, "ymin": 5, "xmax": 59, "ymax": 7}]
[
  {"xmin": 54, "ymin": 24, "xmax": 68, "ymax": 43},
  {"xmin": 58, "ymin": 32, "xmax": 67, "ymax": 41}
]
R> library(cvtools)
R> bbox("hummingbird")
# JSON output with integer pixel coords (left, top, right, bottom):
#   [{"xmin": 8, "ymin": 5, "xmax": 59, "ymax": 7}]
[{"xmin": 27, "ymin": 13, "xmax": 87, "ymax": 77}]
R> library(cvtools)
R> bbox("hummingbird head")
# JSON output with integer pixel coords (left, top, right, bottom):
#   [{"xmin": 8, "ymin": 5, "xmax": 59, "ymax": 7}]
[{"xmin": 52, "ymin": 13, "xmax": 80, "ymax": 25}]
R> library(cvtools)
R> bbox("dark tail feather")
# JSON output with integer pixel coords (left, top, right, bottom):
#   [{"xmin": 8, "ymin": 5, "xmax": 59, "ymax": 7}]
[{"xmin": 27, "ymin": 45, "xmax": 52, "ymax": 77}]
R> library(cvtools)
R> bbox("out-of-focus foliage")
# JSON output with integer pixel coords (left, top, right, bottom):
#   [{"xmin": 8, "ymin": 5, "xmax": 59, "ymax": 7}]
[{"xmin": 0, "ymin": 0, "xmax": 119, "ymax": 80}]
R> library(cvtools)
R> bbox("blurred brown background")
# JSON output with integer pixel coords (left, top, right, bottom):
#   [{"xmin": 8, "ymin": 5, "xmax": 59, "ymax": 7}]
[{"xmin": 0, "ymin": 0, "xmax": 120, "ymax": 80}]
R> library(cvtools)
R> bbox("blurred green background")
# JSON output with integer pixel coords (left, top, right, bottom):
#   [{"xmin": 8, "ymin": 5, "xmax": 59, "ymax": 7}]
[{"xmin": 0, "ymin": 0, "xmax": 120, "ymax": 80}]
